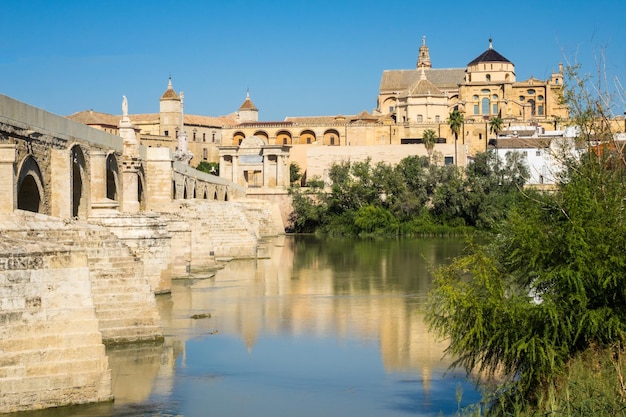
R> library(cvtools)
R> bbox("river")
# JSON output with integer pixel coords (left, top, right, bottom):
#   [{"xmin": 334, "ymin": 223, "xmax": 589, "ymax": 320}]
[{"xmin": 17, "ymin": 235, "xmax": 481, "ymax": 417}]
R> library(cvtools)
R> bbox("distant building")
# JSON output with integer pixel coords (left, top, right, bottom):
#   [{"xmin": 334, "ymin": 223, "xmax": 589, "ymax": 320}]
[{"xmin": 69, "ymin": 38, "xmax": 575, "ymax": 183}]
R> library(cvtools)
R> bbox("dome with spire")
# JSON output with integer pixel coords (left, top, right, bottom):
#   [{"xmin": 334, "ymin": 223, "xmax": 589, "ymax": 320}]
[{"xmin": 467, "ymin": 38, "xmax": 512, "ymax": 66}]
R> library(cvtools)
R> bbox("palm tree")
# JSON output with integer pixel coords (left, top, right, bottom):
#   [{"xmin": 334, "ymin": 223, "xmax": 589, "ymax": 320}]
[
  {"xmin": 422, "ymin": 129, "xmax": 437, "ymax": 164},
  {"xmin": 488, "ymin": 116, "xmax": 503, "ymax": 138},
  {"xmin": 448, "ymin": 109, "xmax": 464, "ymax": 165}
]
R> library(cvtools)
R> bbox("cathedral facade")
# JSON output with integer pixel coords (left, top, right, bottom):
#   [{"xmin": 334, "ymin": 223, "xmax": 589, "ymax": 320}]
[{"xmin": 68, "ymin": 38, "xmax": 571, "ymax": 183}]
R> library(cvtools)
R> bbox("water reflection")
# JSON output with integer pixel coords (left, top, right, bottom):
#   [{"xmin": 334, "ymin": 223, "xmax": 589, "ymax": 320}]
[{"xmin": 15, "ymin": 236, "xmax": 479, "ymax": 417}]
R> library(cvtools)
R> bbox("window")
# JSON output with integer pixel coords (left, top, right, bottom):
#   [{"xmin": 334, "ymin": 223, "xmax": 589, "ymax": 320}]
[
  {"xmin": 389, "ymin": 106, "xmax": 394, "ymax": 113},
  {"xmin": 481, "ymin": 89, "xmax": 490, "ymax": 94},
  {"xmin": 474, "ymin": 104, "xmax": 479, "ymax": 115},
  {"xmin": 538, "ymin": 95, "xmax": 544, "ymax": 101},
  {"xmin": 486, "ymin": 74, "xmax": 491, "ymax": 82},
  {"xmin": 479, "ymin": 133, "xmax": 483, "ymax": 140},
  {"xmin": 519, "ymin": 96, "xmax": 525, "ymax": 102},
  {"xmin": 538, "ymin": 105, "xmax": 544, "ymax": 115},
  {"xmin": 203, "ymin": 133, "xmax": 206, "ymax": 142},
  {"xmin": 492, "ymin": 94, "xmax": 498, "ymax": 100},
  {"xmin": 473, "ymin": 95, "xmax": 479, "ymax": 100},
  {"xmin": 527, "ymin": 89, "xmax": 536, "ymax": 95},
  {"xmin": 416, "ymin": 114, "xmax": 423, "ymax": 122},
  {"xmin": 202, "ymin": 148, "xmax": 208, "ymax": 160},
  {"xmin": 492, "ymin": 104, "xmax": 498, "ymax": 114},
  {"xmin": 164, "ymin": 130, "xmax": 169, "ymax": 136},
  {"xmin": 193, "ymin": 131, "xmax": 196, "ymax": 141},
  {"xmin": 481, "ymin": 97, "xmax": 490, "ymax": 115},
  {"xmin": 536, "ymin": 150, "xmax": 541, "ymax": 156},
  {"xmin": 435, "ymin": 115, "xmax": 440, "ymax": 122},
  {"xmin": 212, "ymin": 132, "xmax": 216, "ymax": 142},
  {"xmin": 444, "ymin": 156, "xmax": 454, "ymax": 165}
]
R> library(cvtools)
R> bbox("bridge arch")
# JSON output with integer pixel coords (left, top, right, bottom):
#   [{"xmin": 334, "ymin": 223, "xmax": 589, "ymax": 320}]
[
  {"xmin": 137, "ymin": 166, "xmax": 146, "ymax": 211},
  {"xmin": 16, "ymin": 155, "xmax": 44, "ymax": 213},
  {"xmin": 106, "ymin": 153, "xmax": 120, "ymax": 202},
  {"xmin": 71, "ymin": 145, "xmax": 88, "ymax": 219}
]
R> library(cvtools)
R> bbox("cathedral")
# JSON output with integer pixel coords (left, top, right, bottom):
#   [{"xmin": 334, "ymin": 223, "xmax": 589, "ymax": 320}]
[{"xmin": 68, "ymin": 38, "xmax": 570, "ymax": 182}]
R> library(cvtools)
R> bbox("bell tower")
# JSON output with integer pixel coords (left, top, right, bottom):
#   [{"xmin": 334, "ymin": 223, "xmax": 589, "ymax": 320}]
[{"xmin": 416, "ymin": 35, "xmax": 432, "ymax": 69}]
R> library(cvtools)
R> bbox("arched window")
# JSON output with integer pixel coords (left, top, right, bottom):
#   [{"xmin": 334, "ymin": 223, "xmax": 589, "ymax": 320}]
[
  {"xmin": 481, "ymin": 97, "xmax": 490, "ymax": 115},
  {"xmin": 486, "ymin": 74, "xmax": 491, "ymax": 82}
]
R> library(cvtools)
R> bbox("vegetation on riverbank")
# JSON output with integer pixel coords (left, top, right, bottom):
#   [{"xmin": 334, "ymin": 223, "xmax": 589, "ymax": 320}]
[
  {"xmin": 427, "ymin": 63, "xmax": 626, "ymax": 415},
  {"xmin": 287, "ymin": 150, "xmax": 528, "ymax": 237}
]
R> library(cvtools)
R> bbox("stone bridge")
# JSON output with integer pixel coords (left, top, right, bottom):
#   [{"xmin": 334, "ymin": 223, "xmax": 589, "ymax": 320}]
[
  {"xmin": 0, "ymin": 94, "xmax": 244, "ymax": 217},
  {"xmin": 0, "ymin": 94, "xmax": 284, "ymax": 413}
]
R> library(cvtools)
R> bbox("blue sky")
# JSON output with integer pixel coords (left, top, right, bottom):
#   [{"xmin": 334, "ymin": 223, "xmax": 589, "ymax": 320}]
[{"xmin": 1, "ymin": 0, "xmax": 624, "ymax": 121}]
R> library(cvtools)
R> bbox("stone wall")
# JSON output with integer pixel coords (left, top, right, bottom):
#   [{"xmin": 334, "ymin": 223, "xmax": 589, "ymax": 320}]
[
  {"xmin": 301, "ymin": 143, "xmax": 467, "ymax": 182},
  {"xmin": 0, "ymin": 235, "xmax": 112, "ymax": 413}
]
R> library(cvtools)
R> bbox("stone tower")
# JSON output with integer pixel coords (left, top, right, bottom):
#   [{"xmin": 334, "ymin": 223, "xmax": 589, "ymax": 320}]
[
  {"xmin": 159, "ymin": 77, "xmax": 182, "ymax": 138},
  {"xmin": 416, "ymin": 35, "xmax": 432, "ymax": 69},
  {"xmin": 237, "ymin": 90, "xmax": 259, "ymax": 123}
]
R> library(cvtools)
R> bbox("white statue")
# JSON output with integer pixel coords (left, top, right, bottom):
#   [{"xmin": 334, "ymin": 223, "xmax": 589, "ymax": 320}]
[{"xmin": 122, "ymin": 95, "xmax": 128, "ymax": 117}]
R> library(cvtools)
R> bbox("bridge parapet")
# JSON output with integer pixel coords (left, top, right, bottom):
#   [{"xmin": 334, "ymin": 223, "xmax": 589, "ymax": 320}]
[{"xmin": 172, "ymin": 160, "xmax": 246, "ymax": 201}]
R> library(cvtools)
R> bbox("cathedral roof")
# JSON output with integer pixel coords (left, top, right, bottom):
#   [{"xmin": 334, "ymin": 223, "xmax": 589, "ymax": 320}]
[
  {"xmin": 379, "ymin": 68, "xmax": 465, "ymax": 92},
  {"xmin": 402, "ymin": 70, "xmax": 445, "ymax": 97},
  {"xmin": 467, "ymin": 39, "xmax": 512, "ymax": 66}
]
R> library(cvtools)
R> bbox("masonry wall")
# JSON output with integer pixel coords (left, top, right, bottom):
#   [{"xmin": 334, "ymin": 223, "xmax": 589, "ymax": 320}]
[
  {"xmin": 301, "ymin": 143, "xmax": 467, "ymax": 181},
  {"xmin": 0, "ymin": 240, "xmax": 112, "ymax": 413}
]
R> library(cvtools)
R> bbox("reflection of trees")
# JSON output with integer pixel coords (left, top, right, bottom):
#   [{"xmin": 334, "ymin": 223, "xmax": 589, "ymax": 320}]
[{"xmin": 289, "ymin": 236, "xmax": 467, "ymax": 297}]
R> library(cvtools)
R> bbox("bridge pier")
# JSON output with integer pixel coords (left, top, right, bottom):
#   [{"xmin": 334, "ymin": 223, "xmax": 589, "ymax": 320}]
[{"xmin": 0, "ymin": 144, "xmax": 16, "ymax": 213}]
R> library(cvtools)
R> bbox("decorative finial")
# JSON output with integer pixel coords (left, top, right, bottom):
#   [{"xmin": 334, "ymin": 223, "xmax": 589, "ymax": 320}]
[
  {"xmin": 422, "ymin": 35, "xmax": 426, "ymax": 46},
  {"xmin": 489, "ymin": 38, "xmax": 493, "ymax": 49},
  {"xmin": 122, "ymin": 95, "xmax": 128, "ymax": 117}
]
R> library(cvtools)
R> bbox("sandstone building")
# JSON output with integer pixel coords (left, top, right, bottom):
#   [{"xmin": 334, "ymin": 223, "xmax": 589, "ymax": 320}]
[{"xmin": 68, "ymin": 38, "xmax": 570, "ymax": 184}]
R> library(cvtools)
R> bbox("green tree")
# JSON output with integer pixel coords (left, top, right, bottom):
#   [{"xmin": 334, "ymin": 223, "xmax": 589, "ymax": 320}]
[
  {"xmin": 196, "ymin": 161, "xmax": 218, "ymax": 175},
  {"xmin": 290, "ymin": 162, "xmax": 302, "ymax": 185},
  {"xmin": 488, "ymin": 116, "xmax": 503, "ymax": 138},
  {"xmin": 448, "ymin": 109, "xmax": 464, "ymax": 166},
  {"xmin": 422, "ymin": 129, "xmax": 437, "ymax": 163},
  {"xmin": 426, "ymin": 64, "xmax": 626, "ymax": 415}
]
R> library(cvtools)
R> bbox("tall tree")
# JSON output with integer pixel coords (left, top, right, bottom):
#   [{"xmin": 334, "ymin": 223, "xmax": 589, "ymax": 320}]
[
  {"xmin": 488, "ymin": 116, "xmax": 503, "ymax": 138},
  {"xmin": 422, "ymin": 129, "xmax": 437, "ymax": 163},
  {"xmin": 448, "ymin": 109, "xmax": 464, "ymax": 166}
]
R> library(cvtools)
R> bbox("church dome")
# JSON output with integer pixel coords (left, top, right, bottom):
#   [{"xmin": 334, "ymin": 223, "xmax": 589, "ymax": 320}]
[{"xmin": 467, "ymin": 38, "xmax": 512, "ymax": 66}]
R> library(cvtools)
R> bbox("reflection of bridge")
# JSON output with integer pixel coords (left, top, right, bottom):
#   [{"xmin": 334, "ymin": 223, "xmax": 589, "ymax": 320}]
[
  {"xmin": 0, "ymin": 94, "xmax": 244, "ymax": 218},
  {"xmin": 0, "ymin": 94, "xmax": 284, "ymax": 414}
]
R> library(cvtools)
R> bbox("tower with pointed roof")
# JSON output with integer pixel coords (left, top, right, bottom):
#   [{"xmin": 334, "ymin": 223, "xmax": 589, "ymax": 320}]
[
  {"xmin": 159, "ymin": 77, "xmax": 182, "ymax": 138},
  {"xmin": 416, "ymin": 35, "xmax": 432, "ymax": 69},
  {"xmin": 237, "ymin": 90, "xmax": 259, "ymax": 123}
]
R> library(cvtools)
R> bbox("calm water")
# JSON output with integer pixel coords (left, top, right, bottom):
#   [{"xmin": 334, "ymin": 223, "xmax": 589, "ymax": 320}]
[{"xmin": 19, "ymin": 235, "xmax": 481, "ymax": 417}]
